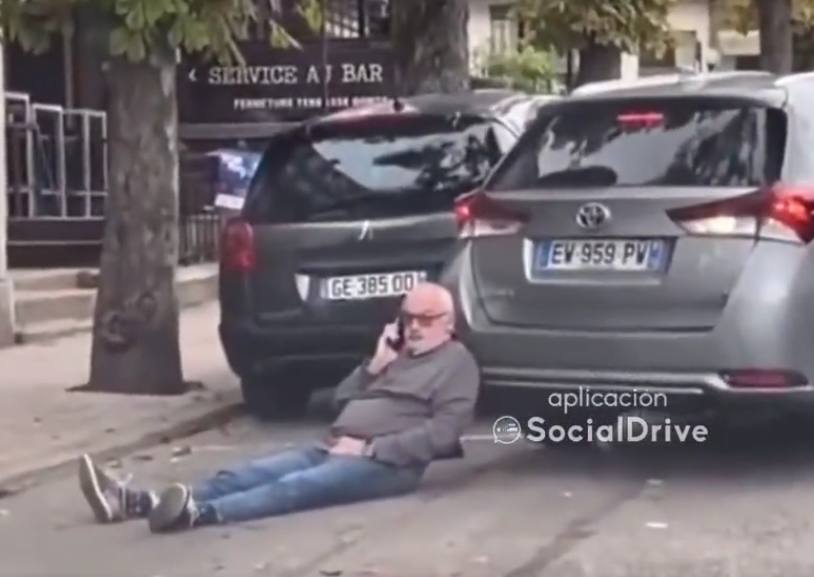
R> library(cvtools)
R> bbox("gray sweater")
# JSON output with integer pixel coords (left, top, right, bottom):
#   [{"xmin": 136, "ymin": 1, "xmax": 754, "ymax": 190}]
[{"xmin": 329, "ymin": 340, "xmax": 480, "ymax": 468}]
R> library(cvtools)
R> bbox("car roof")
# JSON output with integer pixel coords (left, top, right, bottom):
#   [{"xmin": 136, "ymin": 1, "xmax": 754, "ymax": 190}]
[
  {"xmin": 311, "ymin": 90, "xmax": 549, "ymax": 125},
  {"xmin": 569, "ymin": 71, "xmax": 799, "ymax": 107},
  {"xmin": 401, "ymin": 90, "xmax": 540, "ymax": 116}
]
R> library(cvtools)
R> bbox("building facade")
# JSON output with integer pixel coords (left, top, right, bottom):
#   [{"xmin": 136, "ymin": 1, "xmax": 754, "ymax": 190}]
[
  {"xmin": 467, "ymin": 0, "xmax": 714, "ymax": 82},
  {"xmin": 2, "ymin": 0, "xmax": 394, "ymax": 267},
  {"xmin": 467, "ymin": 0, "xmax": 814, "ymax": 79}
]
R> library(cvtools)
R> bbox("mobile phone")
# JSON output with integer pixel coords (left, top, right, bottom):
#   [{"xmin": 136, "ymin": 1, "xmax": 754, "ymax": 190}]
[{"xmin": 386, "ymin": 317, "xmax": 405, "ymax": 351}]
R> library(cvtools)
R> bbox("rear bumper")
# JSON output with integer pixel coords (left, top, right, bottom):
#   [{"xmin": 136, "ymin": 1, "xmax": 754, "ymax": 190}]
[
  {"xmin": 219, "ymin": 319, "xmax": 376, "ymax": 379},
  {"xmin": 439, "ymin": 243, "xmax": 814, "ymax": 414},
  {"xmin": 480, "ymin": 365, "xmax": 814, "ymax": 413}
]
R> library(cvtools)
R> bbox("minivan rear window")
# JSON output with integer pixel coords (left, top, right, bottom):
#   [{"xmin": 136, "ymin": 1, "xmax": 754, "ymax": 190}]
[
  {"xmin": 487, "ymin": 99, "xmax": 783, "ymax": 191},
  {"xmin": 244, "ymin": 115, "xmax": 508, "ymax": 223}
]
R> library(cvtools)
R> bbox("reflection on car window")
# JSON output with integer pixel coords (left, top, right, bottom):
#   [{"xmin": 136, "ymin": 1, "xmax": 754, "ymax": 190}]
[
  {"xmin": 489, "ymin": 101, "xmax": 775, "ymax": 191},
  {"xmin": 491, "ymin": 123, "xmax": 518, "ymax": 156},
  {"xmin": 246, "ymin": 116, "xmax": 507, "ymax": 223}
]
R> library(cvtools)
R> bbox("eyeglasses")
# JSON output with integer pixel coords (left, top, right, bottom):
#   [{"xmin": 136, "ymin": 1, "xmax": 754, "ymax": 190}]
[{"xmin": 399, "ymin": 310, "xmax": 448, "ymax": 328}]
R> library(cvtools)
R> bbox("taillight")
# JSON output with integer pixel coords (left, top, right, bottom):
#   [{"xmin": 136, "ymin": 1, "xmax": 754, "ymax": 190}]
[
  {"xmin": 668, "ymin": 184, "xmax": 814, "ymax": 244},
  {"xmin": 721, "ymin": 369, "xmax": 807, "ymax": 389},
  {"xmin": 221, "ymin": 219, "xmax": 256, "ymax": 273},
  {"xmin": 454, "ymin": 191, "xmax": 526, "ymax": 239},
  {"xmin": 765, "ymin": 185, "xmax": 814, "ymax": 242}
]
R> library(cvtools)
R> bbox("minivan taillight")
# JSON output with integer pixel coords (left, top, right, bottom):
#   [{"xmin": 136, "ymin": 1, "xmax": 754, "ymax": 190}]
[
  {"xmin": 221, "ymin": 219, "xmax": 256, "ymax": 273},
  {"xmin": 667, "ymin": 184, "xmax": 814, "ymax": 244},
  {"xmin": 454, "ymin": 191, "xmax": 526, "ymax": 239}
]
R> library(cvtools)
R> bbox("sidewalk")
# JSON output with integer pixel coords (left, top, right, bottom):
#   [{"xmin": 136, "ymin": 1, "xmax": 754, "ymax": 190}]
[{"xmin": 0, "ymin": 301, "xmax": 243, "ymax": 487}]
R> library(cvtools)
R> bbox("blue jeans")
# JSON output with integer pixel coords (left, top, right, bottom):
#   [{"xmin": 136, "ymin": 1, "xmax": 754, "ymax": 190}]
[{"xmin": 191, "ymin": 446, "xmax": 424, "ymax": 523}]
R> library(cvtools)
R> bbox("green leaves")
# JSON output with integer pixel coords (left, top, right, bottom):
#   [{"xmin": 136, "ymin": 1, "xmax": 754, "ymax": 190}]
[
  {"xmin": 297, "ymin": 0, "xmax": 322, "ymax": 34},
  {"xmin": 486, "ymin": 46, "xmax": 557, "ymax": 92},
  {"xmin": 721, "ymin": 0, "xmax": 758, "ymax": 34},
  {"xmin": 2, "ymin": 0, "xmax": 71, "ymax": 54},
  {"xmin": 4, "ymin": 0, "xmax": 304, "ymax": 65},
  {"xmin": 517, "ymin": 0, "xmax": 674, "ymax": 55},
  {"xmin": 796, "ymin": 0, "xmax": 814, "ymax": 25},
  {"xmin": 268, "ymin": 18, "xmax": 302, "ymax": 49},
  {"xmin": 109, "ymin": 25, "xmax": 146, "ymax": 60},
  {"xmin": 721, "ymin": 0, "xmax": 814, "ymax": 33},
  {"xmin": 168, "ymin": 18, "xmax": 212, "ymax": 52}
]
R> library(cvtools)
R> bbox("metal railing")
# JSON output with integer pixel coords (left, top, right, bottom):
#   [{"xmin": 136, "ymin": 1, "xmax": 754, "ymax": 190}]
[
  {"xmin": 5, "ymin": 91, "xmax": 109, "ymax": 220},
  {"xmin": 179, "ymin": 152, "xmax": 220, "ymax": 265},
  {"xmin": 5, "ymin": 92, "xmax": 219, "ymax": 265}
]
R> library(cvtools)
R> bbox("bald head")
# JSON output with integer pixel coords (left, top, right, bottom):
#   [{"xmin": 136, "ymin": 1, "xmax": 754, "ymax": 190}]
[
  {"xmin": 402, "ymin": 283, "xmax": 454, "ymax": 318},
  {"xmin": 400, "ymin": 283, "xmax": 456, "ymax": 354}
]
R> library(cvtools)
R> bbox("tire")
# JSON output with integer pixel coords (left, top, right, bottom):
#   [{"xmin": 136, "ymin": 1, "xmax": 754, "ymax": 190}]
[{"xmin": 240, "ymin": 373, "xmax": 312, "ymax": 420}]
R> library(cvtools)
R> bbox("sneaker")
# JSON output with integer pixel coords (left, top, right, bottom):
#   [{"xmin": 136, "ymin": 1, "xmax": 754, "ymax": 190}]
[
  {"xmin": 78, "ymin": 454, "xmax": 157, "ymax": 523},
  {"xmin": 148, "ymin": 483, "xmax": 199, "ymax": 533}
]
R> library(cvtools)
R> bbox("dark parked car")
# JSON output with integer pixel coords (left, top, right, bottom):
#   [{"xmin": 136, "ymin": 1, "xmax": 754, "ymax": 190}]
[
  {"xmin": 219, "ymin": 90, "xmax": 556, "ymax": 417},
  {"xmin": 442, "ymin": 71, "xmax": 814, "ymax": 423}
]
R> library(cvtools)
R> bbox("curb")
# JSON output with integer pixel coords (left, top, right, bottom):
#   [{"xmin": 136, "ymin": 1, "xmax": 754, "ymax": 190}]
[{"xmin": 0, "ymin": 399, "xmax": 245, "ymax": 495}]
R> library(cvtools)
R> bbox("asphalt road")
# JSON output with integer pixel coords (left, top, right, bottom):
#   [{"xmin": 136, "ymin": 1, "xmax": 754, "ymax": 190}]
[{"xmin": 3, "ymin": 391, "xmax": 814, "ymax": 577}]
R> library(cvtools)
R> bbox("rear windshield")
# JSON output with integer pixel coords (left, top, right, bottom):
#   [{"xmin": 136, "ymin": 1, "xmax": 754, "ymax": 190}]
[
  {"xmin": 244, "ymin": 115, "xmax": 510, "ymax": 223},
  {"xmin": 487, "ymin": 99, "xmax": 783, "ymax": 191}
]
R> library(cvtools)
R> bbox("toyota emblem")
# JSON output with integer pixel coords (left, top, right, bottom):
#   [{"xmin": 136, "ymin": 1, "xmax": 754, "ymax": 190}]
[{"xmin": 575, "ymin": 203, "xmax": 611, "ymax": 229}]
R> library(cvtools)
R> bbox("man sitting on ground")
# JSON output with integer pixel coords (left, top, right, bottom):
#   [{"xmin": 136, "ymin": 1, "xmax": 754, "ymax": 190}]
[{"xmin": 77, "ymin": 282, "xmax": 480, "ymax": 533}]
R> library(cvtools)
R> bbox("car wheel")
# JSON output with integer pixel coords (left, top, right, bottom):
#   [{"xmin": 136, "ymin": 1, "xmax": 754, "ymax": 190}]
[{"xmin": 240, "ymin": 374, "xmax": 312, "ymax": 420}]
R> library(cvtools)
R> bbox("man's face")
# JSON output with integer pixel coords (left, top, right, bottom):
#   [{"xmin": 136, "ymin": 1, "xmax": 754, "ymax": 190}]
[{"xmin": 399, "ymin": 303, "xmax": 452, "ymax": 355}]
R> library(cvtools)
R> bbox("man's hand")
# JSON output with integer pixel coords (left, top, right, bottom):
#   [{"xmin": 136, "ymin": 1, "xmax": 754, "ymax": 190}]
[
  {"xmin": 367, "ymin": 322, "xmax": 400, "ymax": 375},
  {"xmin": 328, "ymin": 436, "xmax": 368, "ymax": 456}
]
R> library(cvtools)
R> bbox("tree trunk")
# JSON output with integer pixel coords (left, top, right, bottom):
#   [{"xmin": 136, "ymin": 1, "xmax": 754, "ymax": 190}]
[
  {"xmin": 85, "ymin": 56, "xmax": 186, "ymax": 395},
  {"xmin": 391, "ymin": 0, "xmax": 470, "ymax": 95},
  {"xmin": 756, "ymin": 0, "xmax": 793, "ymax": 74},
  {"xmin": 575, "ymin": 41, "xmax": 622, "ymax": 87}
]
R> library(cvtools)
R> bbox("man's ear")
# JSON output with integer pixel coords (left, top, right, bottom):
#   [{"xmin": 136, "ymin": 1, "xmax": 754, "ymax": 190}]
[{"xmin": 445, "ymin": 317, "xmax": 456, "ymax": 337}]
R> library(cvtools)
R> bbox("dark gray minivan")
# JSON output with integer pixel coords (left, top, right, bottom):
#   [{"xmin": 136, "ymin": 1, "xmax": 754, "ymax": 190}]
[{"xmin": 219, "ymin": 91, "xmax": 554, "ymax": 417}]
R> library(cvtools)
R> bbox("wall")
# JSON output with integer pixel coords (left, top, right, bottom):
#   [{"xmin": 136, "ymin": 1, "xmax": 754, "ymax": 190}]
[
  {"xmin": 666, "ymin": 0, "xmax": 711, "ymax": 70},
  {"xmin": 468, "ymin": 0, "xmax": 494, "ymax": 74},
  {"xmin": 714, "ymin": 29, "xmax": 761, "ymax": 71}
]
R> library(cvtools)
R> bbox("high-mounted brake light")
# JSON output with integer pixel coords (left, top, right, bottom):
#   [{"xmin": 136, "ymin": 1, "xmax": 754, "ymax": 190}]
[
  {"xmin": 668, "ymin": 184, "xmax": 814, "ymax": 244},
  {"xmin": 454, "ymin": 191, "xmax": 527, "ymax": 239},
  {"xmin": 617, "ymin": 111, "xmax": 665, "ymax": 128},
  {"xmin": 221, "ymin": 219, "xmax": 256, "ymax": 273}
]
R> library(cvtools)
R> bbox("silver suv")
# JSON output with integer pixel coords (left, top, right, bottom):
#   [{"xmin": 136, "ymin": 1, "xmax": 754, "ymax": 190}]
[{"xmin": 442, "ymin": 72, "xmax": 814, "ymax": 423}]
